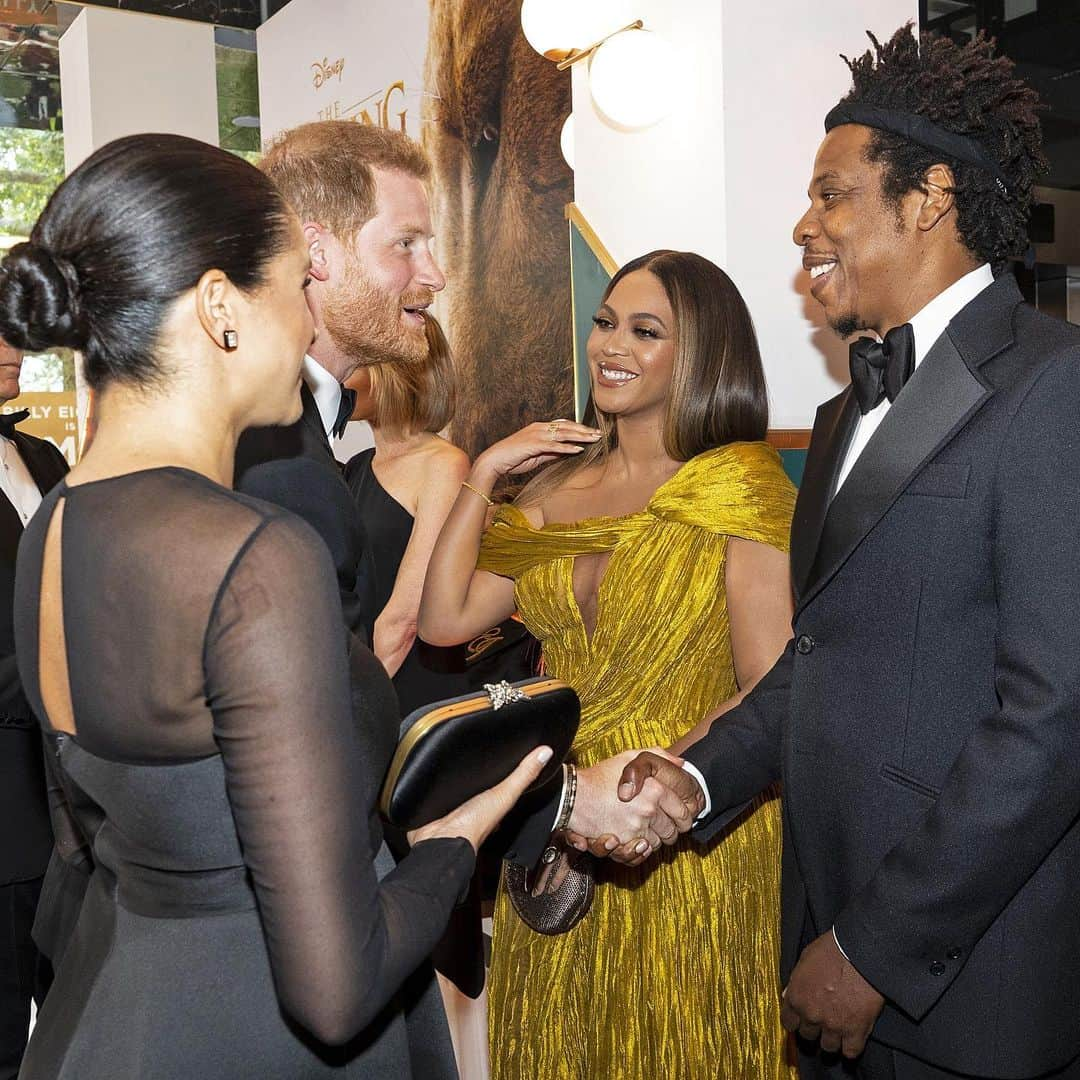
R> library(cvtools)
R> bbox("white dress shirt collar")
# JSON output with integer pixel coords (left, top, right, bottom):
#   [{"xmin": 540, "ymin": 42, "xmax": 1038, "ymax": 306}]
[
  {"xmin": 906, "ymin": 262, "xmax": 994, "ymax": 367},
  {"xmin": 302, "ymin": 354, "xmax": 342, "ymax": 439},
  {"xmin": 833, "ymin": 263, "xmax": 993, "ymax": 494},
  {"xmin": 0, "ymin": 433, "xmax": 43, "ymax": 526}
]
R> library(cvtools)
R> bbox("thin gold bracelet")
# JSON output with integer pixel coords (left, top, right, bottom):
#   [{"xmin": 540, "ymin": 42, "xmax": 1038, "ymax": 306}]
[{"xmin": 461, "ymin": 480, "xmax": 495, "ymax": 507}]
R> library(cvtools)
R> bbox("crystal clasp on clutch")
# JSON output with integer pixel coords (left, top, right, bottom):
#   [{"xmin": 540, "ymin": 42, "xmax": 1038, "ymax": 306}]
[{"xmin": 484, "ymin": 680, "xmax": 528, "ymax": 710}]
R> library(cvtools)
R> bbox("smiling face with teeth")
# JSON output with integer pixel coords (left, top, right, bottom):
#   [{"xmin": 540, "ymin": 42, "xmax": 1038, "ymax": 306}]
[
  {"xmin": 793, "ymin": 124, "xmax": 930, "ymax": 339},
  {"xmin": 587, "ymin": 269, "xmax": 676, "ymax": 422}
]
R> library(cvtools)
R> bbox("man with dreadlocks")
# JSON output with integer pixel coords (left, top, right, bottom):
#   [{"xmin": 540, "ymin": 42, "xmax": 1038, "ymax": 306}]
[{"xmin": 612, "ymin": 22, "xmax": 1080, "ymax": 1080}]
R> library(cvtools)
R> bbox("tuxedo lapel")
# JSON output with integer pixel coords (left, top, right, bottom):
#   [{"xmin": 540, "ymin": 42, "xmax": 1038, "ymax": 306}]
[
  {"xmin": 0, "ymin": 432, "xmax": 65, "ymax": 566},
  {"xmin": 10, "ymin": 431, "xmax": 66, "ymax": 496},
  {"xmin": 791, "ymin": 389, "xmax": 859, "ymax": 599},
  {"xmin": 797, "ymin": 331, "xmax": 991, "ymax": 613},
  {"xmin": 0, "ymin": 487, "xmax": 22, "ymax": 565}
]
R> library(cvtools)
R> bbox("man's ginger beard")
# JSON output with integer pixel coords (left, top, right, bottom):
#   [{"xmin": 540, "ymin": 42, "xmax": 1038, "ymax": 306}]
[{"xmin": 321, "ymin": 257, "xmax": 433, "ymax": 367}]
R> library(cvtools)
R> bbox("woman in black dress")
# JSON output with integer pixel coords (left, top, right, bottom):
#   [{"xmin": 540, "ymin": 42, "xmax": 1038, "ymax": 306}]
[
  {"xmin": 344, "ymin": 315, "xmax": 473, "ymax": 716},
  {"xmin": 1, "ymin": 133, "xmax": 552, "ymax": 1080}
]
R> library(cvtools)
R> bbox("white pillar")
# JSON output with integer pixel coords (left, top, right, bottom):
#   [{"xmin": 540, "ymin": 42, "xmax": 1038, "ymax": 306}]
[
  {"xmin": 59, "ymin": 7, "xmax": 220, "ymax": 452},
  {"xmin": 59, "ymin": 7, "xmax": 218, "ymax": 174}
]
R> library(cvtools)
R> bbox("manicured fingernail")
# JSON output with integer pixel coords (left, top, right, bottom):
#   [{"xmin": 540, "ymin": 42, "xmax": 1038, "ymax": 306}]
[
  {"xmin": 635, "ymin": 840, "xmax": 649, "ymax": 854},
  {"xmin": 604, "ymin": 837, "xmax": 618, "ymax": 851},
  {"xmin": 537, "ymin": 746, "xmax": 553, "ymax": 763},
  {"xmin": 619, "ymin": 782, "xmax": 633, "ymax": 796}
]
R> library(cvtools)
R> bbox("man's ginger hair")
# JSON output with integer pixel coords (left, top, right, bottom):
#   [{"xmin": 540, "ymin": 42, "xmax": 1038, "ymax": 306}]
[{"xmin": 259, "ymin": 121, "xmax": 430, "ymax": 237}]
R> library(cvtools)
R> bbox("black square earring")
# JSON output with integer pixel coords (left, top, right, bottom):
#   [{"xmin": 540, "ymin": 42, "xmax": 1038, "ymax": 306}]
[{"xmin": 223, "ymin": 330, "xmax": 238, "ymax": 350}]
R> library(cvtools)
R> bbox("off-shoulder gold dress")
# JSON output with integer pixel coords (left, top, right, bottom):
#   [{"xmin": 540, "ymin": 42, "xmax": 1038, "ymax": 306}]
[{"xmin": 479, "ymin": 442, "xmax": 798, "ymax": 1080}]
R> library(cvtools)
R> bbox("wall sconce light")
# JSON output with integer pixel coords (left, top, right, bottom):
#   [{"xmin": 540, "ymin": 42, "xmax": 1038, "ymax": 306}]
[
  {"xmin": 587, "ymin": 29, "xmax": 676, "ymax": 128},
  {"xmin": 560, "ymin": 112, "xmax": 575, "ymax": 169},
  {"xmin": 520, "ymin": 0, "xmax": 634, "ymax": 62},
  {"xmin": 521, "ymin": 0, "xmax": 675, "ymax": 130}
]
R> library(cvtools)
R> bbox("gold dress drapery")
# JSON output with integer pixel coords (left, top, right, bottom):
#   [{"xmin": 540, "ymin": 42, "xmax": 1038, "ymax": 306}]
[{"xmin": 480, "ymin": 441, "xmax": 798, "ymax": 1080}]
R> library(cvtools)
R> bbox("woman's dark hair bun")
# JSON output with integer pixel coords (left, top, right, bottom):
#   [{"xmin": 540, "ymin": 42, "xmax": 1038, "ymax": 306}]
[
  {"xmin": 0, "ymin": 241, "xmax": 87, "ymax": 352},
  {"xmin": 0, "ymin": 134, "xmax": 292, "ymax": 389}
]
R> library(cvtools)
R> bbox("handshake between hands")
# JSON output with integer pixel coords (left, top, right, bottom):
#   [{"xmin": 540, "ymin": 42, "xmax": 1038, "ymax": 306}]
[
  {"xmin": 540, "ymin": 747, "xmax": 886, "ymax": 1060},
  {"xmin": 559, "ymin": 748, "xmax": 706, "ymax": 867}
]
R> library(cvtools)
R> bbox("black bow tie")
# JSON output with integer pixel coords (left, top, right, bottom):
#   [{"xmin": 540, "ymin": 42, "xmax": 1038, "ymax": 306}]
[
  {"xmin": 332, "ymin": 386, "xmax": 357, "ymax": 440},
  {"xmin": 0, "ymin": 408, "xmax": 29, "ymax": 438},
  {"xmin": 849, "ymin": 323, "xmax": 916, "ymax": 416}
]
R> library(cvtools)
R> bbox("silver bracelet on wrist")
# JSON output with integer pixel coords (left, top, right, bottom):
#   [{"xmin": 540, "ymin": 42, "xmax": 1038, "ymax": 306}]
[{"xmin": 554, "ymin": 762, "xmax": 577, "ymax": 833}]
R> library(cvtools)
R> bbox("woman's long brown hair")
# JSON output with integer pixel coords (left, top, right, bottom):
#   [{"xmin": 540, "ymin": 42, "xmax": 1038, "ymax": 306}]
[{"xmin": 515, "ymin": 250, "xmax": 769, "ymax": 508}]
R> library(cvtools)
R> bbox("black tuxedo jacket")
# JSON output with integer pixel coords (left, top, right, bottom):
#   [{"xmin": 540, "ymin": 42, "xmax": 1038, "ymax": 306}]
[
  {"xmin": 0, "ymin": 428, "xmax": 67, "ymax": 884},
  {"xmin": 234, "ymin": 383, "xmax": 377, "ymax": 643},
  {"xmin": 684, "ymin": 275, "xmax": 1080, "ymax": 1077}
]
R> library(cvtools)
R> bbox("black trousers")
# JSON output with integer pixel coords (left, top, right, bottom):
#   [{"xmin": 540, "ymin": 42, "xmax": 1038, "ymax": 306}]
[
  {"xmin": 0, "ymin": 877, "xmax": 51, "ymax": 1080},
  {"xmin": 799, "ymin": 1038, "xmax": 1080, "ymax": 1080}
]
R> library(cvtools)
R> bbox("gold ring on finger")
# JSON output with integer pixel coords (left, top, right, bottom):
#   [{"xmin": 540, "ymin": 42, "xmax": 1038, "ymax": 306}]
[{"xmin": 547, "ymin": 421, "xmax": 560, "ymax": 440}]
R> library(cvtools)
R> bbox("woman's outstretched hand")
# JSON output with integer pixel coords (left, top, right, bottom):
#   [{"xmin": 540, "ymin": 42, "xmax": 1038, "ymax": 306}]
[
  {"xmin": 407, "ymin": 746, "xmax": 554, "ymax": 853},
  {"xmin": 471, "ymin": 420, "xmax": 602, "ymax": 481}
]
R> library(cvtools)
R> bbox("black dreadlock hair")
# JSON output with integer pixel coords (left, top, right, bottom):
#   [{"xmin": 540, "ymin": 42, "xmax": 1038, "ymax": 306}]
[{"xmin": 838, "ymin": 25, "xmax": 1046, "ymax": 270}]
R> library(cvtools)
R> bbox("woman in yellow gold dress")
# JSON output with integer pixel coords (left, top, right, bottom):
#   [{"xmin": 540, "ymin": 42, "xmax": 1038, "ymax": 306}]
[{"xmin": 420, "ymin": 250, "xmax": 798, "ymax": 1079}]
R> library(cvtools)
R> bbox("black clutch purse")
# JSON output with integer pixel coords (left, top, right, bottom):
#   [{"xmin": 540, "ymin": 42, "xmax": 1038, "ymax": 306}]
[{"xmin": 379, "ymin": 677, "xmax": 580, "ymax": 831}]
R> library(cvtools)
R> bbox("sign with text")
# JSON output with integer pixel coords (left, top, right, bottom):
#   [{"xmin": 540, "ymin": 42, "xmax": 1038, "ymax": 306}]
[
  {"xmin": 256, "ymin": 0, "xmax": 429, "ymax": 146},
  {"xmin": 2, "ymin": 391, "xmax": 78, "ymax": 465}
]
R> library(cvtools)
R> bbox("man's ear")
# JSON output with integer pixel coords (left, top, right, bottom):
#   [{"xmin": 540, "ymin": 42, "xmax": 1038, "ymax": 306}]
[
  {"xmin": 194, "ymin": 269, "xmax": 235, "ymax": 350},
  {"xmin": 916, "ymin": 163, "xmax": 957, "ymax": 233},
  {"xmin": 303, "ymin": 222, "xmax": 331, "ymax": 283}
]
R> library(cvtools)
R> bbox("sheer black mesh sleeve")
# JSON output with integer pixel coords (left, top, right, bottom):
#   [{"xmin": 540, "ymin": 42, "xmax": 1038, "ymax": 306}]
[{"xmin": 205, "ymin": 514, "xmax": 474, "ymax": 1045}]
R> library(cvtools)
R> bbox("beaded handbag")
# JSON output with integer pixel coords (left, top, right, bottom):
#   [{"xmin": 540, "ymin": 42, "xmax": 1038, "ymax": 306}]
[{"xmin": 503, "ymin": 846, "xmax": 595, "ymax": 935}]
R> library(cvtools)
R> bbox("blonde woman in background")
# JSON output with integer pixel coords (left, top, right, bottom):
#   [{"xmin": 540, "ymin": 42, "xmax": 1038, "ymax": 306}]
[{"xmin": 344, "ymin": 314, "xmax": 470, "ymax": 711}]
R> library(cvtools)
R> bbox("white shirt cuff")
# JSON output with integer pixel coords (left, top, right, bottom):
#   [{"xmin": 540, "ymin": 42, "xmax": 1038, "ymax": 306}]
[
  {"xmin": 680, "ymin": 761, "xmax": 712, "ymax": 821},
  {"xmin": 832, "ymin": 926, "xmax": 851, "ymax": 962}
]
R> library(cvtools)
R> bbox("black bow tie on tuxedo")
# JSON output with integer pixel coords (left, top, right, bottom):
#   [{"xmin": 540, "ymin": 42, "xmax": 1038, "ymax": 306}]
[
  {"xmin": 848, "ymin": 323, "xmax": 916, "ymax": 416},
  {"xmin": 332, "ymin": 386, "xmax": 357, "ymax": 440},
  {"xmin": 0, "ymin": 408, "xmax": 29, "ymax": 438}
]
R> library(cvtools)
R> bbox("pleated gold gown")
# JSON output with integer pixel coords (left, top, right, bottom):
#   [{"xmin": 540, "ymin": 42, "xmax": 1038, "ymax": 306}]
[{"xmin": 479, "ymin": 441, "xmax": 798, "ymax": 1080}]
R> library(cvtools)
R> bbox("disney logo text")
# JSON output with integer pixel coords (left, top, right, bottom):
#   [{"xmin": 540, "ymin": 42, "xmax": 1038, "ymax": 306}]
[{"xmin": 312, "ymin": 57, "xmax": 345, "ymax": 90}]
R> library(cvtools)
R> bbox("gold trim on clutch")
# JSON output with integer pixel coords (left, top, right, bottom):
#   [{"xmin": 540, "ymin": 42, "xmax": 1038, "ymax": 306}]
[{"xmin": 379, "ymin": 678, "xmax": 570, "ymax": 818}]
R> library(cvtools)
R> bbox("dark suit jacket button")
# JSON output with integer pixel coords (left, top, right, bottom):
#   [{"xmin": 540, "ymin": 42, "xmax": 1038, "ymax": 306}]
[
  {"xmin": 796, "ymin": 634, "xmax": 815, "ymax": 655},
  {"xmin": 946, "ymin": 947, "xmax": 962, "ymax": 960},
  {"xmin": 929, "ymin": 960, "xmax": 946, "ymax": 976}
]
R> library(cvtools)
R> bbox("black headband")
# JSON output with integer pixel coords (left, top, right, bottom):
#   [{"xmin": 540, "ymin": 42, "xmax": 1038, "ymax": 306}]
[{"xmin": 824, "ymin": 102, "xmax": 1009, "ymax": 195}]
